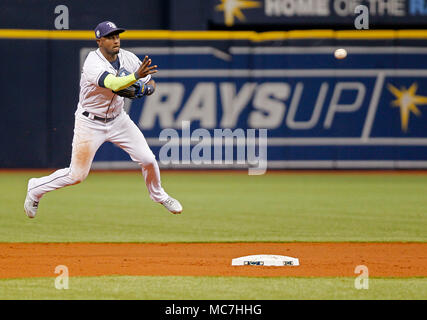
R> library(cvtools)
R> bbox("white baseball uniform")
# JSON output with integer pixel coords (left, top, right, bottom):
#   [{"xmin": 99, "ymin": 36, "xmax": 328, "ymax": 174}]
[{"xmin": 27, "ymin": 48, "xmax": 169, "ymax": 204}]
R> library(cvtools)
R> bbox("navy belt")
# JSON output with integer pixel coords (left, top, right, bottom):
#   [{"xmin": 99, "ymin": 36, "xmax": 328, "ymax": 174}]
[{"xmin": 82, "ymin": 111, "xmax": 116, "ymax": 123}]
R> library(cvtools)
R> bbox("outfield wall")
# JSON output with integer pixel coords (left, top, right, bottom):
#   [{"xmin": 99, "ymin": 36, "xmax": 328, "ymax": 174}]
[{"xmin": 1, "ymin": 30, "xmax": 427, "ymax": 169}]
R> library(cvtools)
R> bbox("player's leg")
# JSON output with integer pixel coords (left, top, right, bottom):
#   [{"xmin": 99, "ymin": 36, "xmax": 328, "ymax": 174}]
[
  {"xmin": 24, "ymin": 115, "xmax": 105, "ymax": 218},
  {"xmin": 107, "ymin": 113, "xmax": 182, "ymax": 214}
]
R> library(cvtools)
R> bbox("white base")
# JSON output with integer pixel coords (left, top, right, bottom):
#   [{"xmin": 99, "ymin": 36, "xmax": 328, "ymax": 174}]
[{"xmin": 231, "ymin": 254, "xmax": 299, "ymax": 266}]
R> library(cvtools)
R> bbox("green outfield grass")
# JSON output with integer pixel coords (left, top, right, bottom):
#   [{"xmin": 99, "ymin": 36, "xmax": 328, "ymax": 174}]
[
  {"xmin": 1, "ymin": 170, "xmax": 426, "ymax": 300},
  {"xmin": 1, "ymin": 275, "xmax": 426, "ymax": 300},
  {"xmin": 0, "ymin": 171, "xmax": 426, "ymax": 242}
]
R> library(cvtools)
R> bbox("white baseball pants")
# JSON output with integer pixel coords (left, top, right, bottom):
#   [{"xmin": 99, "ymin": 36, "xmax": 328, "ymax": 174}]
[{"xmin": 28, "ymin": 111, "xmax": 169, "ymax": 203}]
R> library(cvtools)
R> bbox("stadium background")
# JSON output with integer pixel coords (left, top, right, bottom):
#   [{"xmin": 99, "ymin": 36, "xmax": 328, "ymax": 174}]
[
  {"xmin": 1, "ymin": 0, "xmax": 427, "ymax": 169},
  {"xmin": 0, "ymin": 0, "xmax": 426, "ymax": 302}
]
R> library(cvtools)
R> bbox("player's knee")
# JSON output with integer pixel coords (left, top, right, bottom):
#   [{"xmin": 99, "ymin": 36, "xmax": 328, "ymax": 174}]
[
  {"xmin": 69, "ymin": 170, "xmax": 89, "ymax": 185},
  {"xmin": 140, "ymin": 154, "xmax": 157, "ymax": 169}
]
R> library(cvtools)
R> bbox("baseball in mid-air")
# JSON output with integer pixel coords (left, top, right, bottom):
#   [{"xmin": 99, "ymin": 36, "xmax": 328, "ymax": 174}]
[{"xmin": 334, "ymin": 48, "xmax": 347, "ymax": 59}]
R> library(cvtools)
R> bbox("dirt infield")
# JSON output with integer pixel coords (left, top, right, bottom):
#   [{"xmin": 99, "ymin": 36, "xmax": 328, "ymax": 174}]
[{"xmin": 0, "ymin": 242, "xmax": 426, "ymax": 279}]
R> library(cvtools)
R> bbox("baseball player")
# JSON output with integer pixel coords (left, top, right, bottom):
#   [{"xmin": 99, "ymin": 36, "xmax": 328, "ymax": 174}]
[{"xmin": 24, "ymin": 21, "xmax": 183, "ymax": 218}]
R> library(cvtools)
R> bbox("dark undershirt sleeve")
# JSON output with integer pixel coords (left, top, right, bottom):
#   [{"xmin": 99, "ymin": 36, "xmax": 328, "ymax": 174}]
[{"xmin": 98, "ymin": 71, "xmax": 110, "ymax": 88}]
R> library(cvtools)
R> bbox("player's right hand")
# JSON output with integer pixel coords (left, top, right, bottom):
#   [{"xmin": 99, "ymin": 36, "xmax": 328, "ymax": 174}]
[{"xmin": 136, "ymin": 56, "xmax": 158, "ymax": 79}]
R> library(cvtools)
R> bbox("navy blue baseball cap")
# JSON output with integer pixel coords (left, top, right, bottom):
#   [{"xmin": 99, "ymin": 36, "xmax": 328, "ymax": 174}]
[{"xmin": 95, "ymin": 21, "xmax": 125, "ymax": 39}]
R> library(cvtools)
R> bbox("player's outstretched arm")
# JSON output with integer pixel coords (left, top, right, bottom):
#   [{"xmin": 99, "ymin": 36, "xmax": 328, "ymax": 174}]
[
  {"xmin": 99, "ymin": 56, "xmax": 157, "ymax": 92},
  {"xmin": 102, "ymin": 73, "xmax": 138, "ymax": 91}
]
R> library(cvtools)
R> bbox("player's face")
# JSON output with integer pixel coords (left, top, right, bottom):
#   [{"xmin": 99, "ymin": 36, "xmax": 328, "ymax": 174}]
[{"xmin": 99, "ymin": 33, "xmax": 121, "ymax": 55}]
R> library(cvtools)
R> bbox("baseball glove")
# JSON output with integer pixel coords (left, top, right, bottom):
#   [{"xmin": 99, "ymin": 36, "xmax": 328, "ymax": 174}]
[{"xmin": 113, "ymin": 80, "xmax": 145, "ymax": 99}]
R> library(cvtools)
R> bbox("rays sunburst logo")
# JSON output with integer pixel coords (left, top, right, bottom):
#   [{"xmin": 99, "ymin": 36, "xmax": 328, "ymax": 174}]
[
  {"xmin": 215, "ymin": 0, "xmax": 261, "ymax": 26},
  {"xmin": 387, "ymin": 83, "xmax": 427, "ymax": 132}
]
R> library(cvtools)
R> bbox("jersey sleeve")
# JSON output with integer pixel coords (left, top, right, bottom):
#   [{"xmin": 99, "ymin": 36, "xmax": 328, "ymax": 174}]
[{"xmin": 82, "ymin": 52, "xmax": 109, "ymax": 86}]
